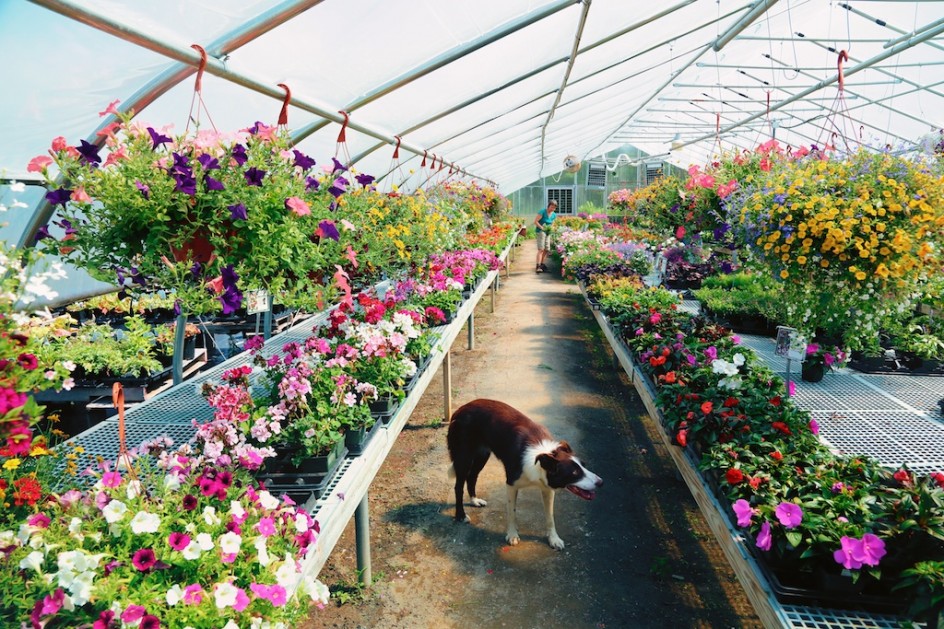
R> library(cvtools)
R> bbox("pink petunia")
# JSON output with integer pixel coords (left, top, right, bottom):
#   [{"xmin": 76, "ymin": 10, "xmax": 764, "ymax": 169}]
[
  {"xmin": 168, "ymin": 532, "xmax": 191, "ymax": 551},
  {"xmin": 787, "ymin": 381, "xmax": 796, "ymax": 397},
  {"xmin": 285, "ymin": 196, "xmax": 311, "ymax": 216},
  {"xmin": 27, "ymin": 155, "xmax": 53, "ymax": 173},
  {"xmin": 102, "ymin": 471, "xmax": 122, "ymax": 488},
  {"xmin": 775, "ymin": 502, "xmax": 803, "ymax": 529},
  {"xmin": 98, "ymin": 99, "xmax": 121, "ymax": 117},
  {"xmin": 182, "ymin": 584, "xmax": 205, "ymax": 605},
  {"xmin": 121, "ymin": 605, "xmax": 146, "ymax": 624},
  {"xmin": 809, "ymin": 418, "xmax": 819, "ymax": 435}
]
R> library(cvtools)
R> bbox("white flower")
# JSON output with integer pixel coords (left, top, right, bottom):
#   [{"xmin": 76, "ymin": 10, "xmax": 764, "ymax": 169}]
[
  {"xmin": 125, "ymin": 480, "xmax": 143, "ymax": 499},
  {"xmin": 196, "ymin": 532, "xmax": 214, "ymax": 551},
  {"xmin": 229, "ymin": 500, "xmax": 245, "ymax": 520},
  {"xmin": 68, "ymin": 517, "xmax": 83, "ymax": 537},
  {"xmin": 62, "ymin": 360, "xmax": 76, "ymax": 372},
  {"xmin": 274, "ymin": 553, "xmax": 299, "ymax": 589},
  {"xmin": 164, "ymin": 474, "xmax": 181, "ymax": 491},
  {"xmin": 101, "ymin": 499, "xmax": 128, "ymax": 524},
  {"xmin": 19, "ymin": 550, "xmax": 45, "ymax": 572},
  {"xmin": 181, "ymin": 543, "xmax": 202, "ymax": 561},
  {"xmin": 301, "ymin": 578, "xmax": 331, "ymax": 605},
  {"xmin": 222, "ymin": 622, "xmax": 240, "ymax": 629},
  {"xmin": 214, "ymin": 581, "xmax": 239, "ymax": 609},
  {"xmin": 166, "ymin": 583, "xmax": 184, "ymax": 606},
  {"xmin": 130, "ymin": 510, "xmax": 161, "ymax": 534},
  {"xmin": 294, "ymin": 513, "xmax": 309, "ymax": 533},
  {"xmin": 257, "ymin": 490, "xmax": 279, "ymax": 511},
  {"xmin": 219, "ymin": 531, "xmax": 242, "ymax": 555},
  {"xmin": 203, "ymin": 506, "xmax": 221, "ymax": 526},
  {"xmin": 732, "ymin": 353, "xmax": 746, "ymax": 367},
  {"xmin": 254, "ymin": 537, "xmax": 271, "ymax": 567}
]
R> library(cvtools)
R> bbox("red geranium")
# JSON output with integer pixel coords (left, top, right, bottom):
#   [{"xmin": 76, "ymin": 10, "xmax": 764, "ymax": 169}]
[{"xmin": 701, "ymin": 401, "xmax": 713, "ymax": 415}]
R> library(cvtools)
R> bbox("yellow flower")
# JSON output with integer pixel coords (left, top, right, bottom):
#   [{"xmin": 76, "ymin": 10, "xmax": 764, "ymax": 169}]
[
  {"xmin": 796, "ymin": 256, "xmax": 807, "ymax": 265},
  {"xmin": 855, "ymin": 270, "xmax": 867, "ymax": 281},
  {"xmin": 2, "ymin": 458, "xmax": 22, "ymax": 471},
  {"xmin": 780, "ymin": 269, "xmax": 789, "ymax": 279}
]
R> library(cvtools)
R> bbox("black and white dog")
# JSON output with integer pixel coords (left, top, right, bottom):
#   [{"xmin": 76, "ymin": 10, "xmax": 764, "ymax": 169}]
[{"xmin": 447, "ymin": 398, "xmax": 602, "ymax": 550}]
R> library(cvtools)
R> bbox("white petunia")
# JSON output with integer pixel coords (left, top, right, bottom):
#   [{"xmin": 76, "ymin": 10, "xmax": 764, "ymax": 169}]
[
  {"xmin": 68, "ymin": 518, "xmax": 83, "ymax": 536},
  {"xmin": 229, "ymin": 500, "xmax": 245, "ymax": 520},
  {"xmin": 19, "ymin": 550, "xmax": 45, "ymax": 572},
  {"xmin": 130, "ymin": 510, "xmax": 161, "ymax": 534},
  {"xmin": 101, "ymin": 500, "xmax": 128, "ymax": 524},
  {"xmin": 196, "ymin": 532, "xmax": 214, "ymax": 551},
  {"xmin": 125, "ymin": 480, "xmax": 143, "ymax": 499},
  {"xmin": 214, "ymin": 581, "xmax": 238, "ymax": 609},
  {"xmin": 219, "ymin": 531, "xmax": 242, "ymax": 555},
  {"xmin": 257, "ymin": 490, "xmax": 279, "ymax": 511},
  {"xmin": 254, "ymin": 537, "xmax": 271, "ymax": 567},
  {"xmin": 181, "ymin": 543, "xmax": 202, "ymax": 561},
  {"xmin": 301, "ymin": 578, "xmax": 331, "ymax": 605},
  {"xmin": 164, "ymin": 474, "xmax": 181, "ymax": 491},
  {"xmin": 203, "ymin": 506, "xmax": 220, "ymax": 526},
  {"xmin": 166, "ymin": 583, "xmax": 184, "ymax": 606}
]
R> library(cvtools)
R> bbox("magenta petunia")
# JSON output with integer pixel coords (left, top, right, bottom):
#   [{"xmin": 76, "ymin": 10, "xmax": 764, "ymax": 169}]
[
  {"xmin": 121, "ymin": 604, "xmax": 146, "ymax": 624},
  {"xmin": 809, "ymin": 418, "xmax": 819, "ymax": 435},
  {"xmin": 775, "ymin": 502, "xmax": 803, "ymax": 529},
  {"xmin": 182, "ymin": 583, "xmax": 204, "ymax": 605},
  {"xmin": 102, "ymin": 470, "xmax": 122, "ymax": 488},
  {"xmin": 140, "ymin": 615, "xmax": 161, "ymax": 629},
  {"xmin": 132, "ymin": 548, "xmax": 156, "ymax": 572},
  {"xmin": 168, "ymin": 532, "xmax": 191, "ymax": 551}
]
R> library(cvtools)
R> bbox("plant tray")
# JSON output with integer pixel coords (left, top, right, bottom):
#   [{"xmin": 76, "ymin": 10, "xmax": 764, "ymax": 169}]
[
  {"xmin": 256, "ymin": 447, "xmax": 347, "ymax": 503},
  {"xmin": 344, "ymin": 420, "xmax": 381, "ymax": 457}
]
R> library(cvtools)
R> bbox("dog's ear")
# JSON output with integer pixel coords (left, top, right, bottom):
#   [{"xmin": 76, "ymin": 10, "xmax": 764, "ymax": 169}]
[
  {"xmin": 536, "ymin": 453, "xmax": 558, "ymax": 471},
  {"xmin": 556, "ymin": 441, "xmax": 573, "ymax": 454}
]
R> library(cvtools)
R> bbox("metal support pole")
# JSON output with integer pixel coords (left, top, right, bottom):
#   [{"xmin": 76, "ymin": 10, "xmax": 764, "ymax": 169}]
[
  {"xmin": 490, "ymin": 278, "xmax": 497, "ymax": 313},
  {"xmin": 172, "ymin": 311, "xmax": 186, "ymax": 385},
  {"xmin": 467, "ymin": 312, "xmax": 475, "ymax": 351},
  {"xmin": 443, "ymin": 351, "xmax": 452, "ymax": 422},
  {"xmin": 355, "ymin": 494, "xmax": 371, "ymax": 586},
  {"xmin": 263, "ymin": 294, "xmax": 274, "ymax": 339}
]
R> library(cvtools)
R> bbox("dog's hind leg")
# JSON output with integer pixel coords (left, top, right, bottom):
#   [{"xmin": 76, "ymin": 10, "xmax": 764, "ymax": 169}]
[
  {"xmin": 452, "ymin": 459, "xmax": 471, "ymax": 523},
  {"xmin": 466, "ymin": 448, "xmax": 490, "ymax": 508},
  {"xmin": 505, "ymin": 485, "xmax": 520, "ymax": 545},
  {"xmin": 542, "ymin": 488, "xmax": 564, "ymax": 550}
]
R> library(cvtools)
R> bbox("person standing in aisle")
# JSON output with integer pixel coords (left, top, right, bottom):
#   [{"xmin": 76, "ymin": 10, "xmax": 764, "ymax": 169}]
[{"xmin": 534, "ymin": 199, "xmax": 557, "ymax": 273}]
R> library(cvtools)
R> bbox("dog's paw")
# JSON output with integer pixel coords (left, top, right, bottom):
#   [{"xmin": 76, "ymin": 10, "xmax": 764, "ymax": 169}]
[
  {"xmin": 548, "ymin": 534, "xmax": 565, "ymax": 550},
  {"xmin": 470, "ymin": 497, "xmax": 487, "ymax": 507},
  {"xmin": 505, "ymin": 531, "xmax": 520, "ymax": 546}
]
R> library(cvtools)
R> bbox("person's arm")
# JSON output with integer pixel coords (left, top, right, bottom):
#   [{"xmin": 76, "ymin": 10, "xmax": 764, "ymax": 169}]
[{"xmin": 534, "ymin": 212, "xmax": 543, "ymax": 230}]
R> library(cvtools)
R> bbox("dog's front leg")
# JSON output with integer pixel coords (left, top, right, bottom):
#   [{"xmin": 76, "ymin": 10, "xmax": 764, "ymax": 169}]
[
  {"xmin": 505, "ymin": 485, "xmax": 520, "ymax": 545},
  {"xmin": 542, "ymin": 488, "xmax": 564, "ymax": 550}
]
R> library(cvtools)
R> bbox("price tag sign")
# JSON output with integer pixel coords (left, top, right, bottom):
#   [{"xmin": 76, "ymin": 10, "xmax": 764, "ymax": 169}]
[
  {"xmin": 775, "ymin": 326, "xmax": 805, "ymax": 361},
  {"xmin": 246, "ymin": 289, "xmax": 270, "ymax": 315}
]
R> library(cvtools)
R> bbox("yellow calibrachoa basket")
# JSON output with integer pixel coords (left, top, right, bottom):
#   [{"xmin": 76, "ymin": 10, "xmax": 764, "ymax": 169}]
[{"xmin": 738, "ymin": 148, "xmax": 944, "ymax": 348}]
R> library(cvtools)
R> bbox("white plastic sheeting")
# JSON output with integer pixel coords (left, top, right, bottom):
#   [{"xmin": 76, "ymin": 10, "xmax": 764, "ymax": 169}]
[{"xmin": 2, "ymin": 0, "xmax": 943, "ymax": 239}]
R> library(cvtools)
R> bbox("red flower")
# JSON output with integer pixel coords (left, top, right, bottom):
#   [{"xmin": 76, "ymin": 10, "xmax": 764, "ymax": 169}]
[
  {"xmin": 725, "ymin": 468, "xmax": 744, "ymax": 484},
  {"xmin": 13, "ymin": 476, "xmax": 42, "ymax": 506},
  {"xmin": 664, "ymin": 371, "xmax": 677, "ymax": 384},
  {"xmin": 931, "ymin": 472, "xmax": 944, "ymax": 489},
  {"xmin": 771, "ymin": 451, "xmax": 783, "ymax": 461},
  {"xmin": 676, "ymin": 429, "xmax": 688, "ymax": 447},
  {"xmin": 771, "ymin": 421, "xmax": 792, "ymax": 435},
  {"xmin": 701, "ymin": 401, "xmax": 713, "ymax": 415},
  {"xmin": 769, "ymin": 396, "xmax": 782, "ymax": 407},
  {"xmin": 748, "ymin": 476, "xmax": 763, "ymax": 490},
  {"xmin": 893, "ymin": 469, "xmax": 914, "ymax": 487},
  {"xmin": 723, "ymin": 397, "xmax": 739, "ymax": 408},
  {"xmin": 649, "ymin": 355, "xmax": 666, "ymax": 367}
]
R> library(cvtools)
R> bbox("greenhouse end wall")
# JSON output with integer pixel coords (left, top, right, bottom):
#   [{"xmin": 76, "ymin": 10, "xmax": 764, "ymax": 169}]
[{"xmin": 507, "ymin": 145, "xmax": 686, "ymax": 217}]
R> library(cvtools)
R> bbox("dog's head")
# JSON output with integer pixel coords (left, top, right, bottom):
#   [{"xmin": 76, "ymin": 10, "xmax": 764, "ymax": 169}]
[{"xmin": 536, "ymin": 441, "xmax": 603, "ymax": 500}]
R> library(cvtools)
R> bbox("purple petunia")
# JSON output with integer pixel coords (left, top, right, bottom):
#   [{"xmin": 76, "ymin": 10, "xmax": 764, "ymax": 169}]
[
  {"xmin": 197, "ymin": 153, "xmax": 220, "ymax": 170},
  {"xmin": 132, "ymin": 548, "xmax": 156, "ymax": 572},
  {"xmin": 231, "ymin": 144, "xmax": 248, "ymax": 166},
  {"xmin": 306, "ymin": 176, "xmax": 320, "ymax": 191},
  {"xmin": 355, "ymin": 172, "xmax": 375, "ymax": 186},
  {"xmin": 45, "ymin": 188, "xmax": 72, "ymax": 206},
  {"xmin": 168, "ymin": 532, "xmax": 191, "ymax": 551},
  {"xmin": 77, "ymin": 139, "xmax": 101, "ymax": 165},
  {"xmin": 244, "ymin": 167, "xmax": 266, "ymax": 187},
  {"xmin": 135, "ymin": 180, "xmax": 150, "ymax": 199},
  {"xmin": 147, "ymin": 127, "xmax": 172, "ymax": 149},
  {"xmin": 219, "ymin": 264, "xmax": 242, "ymax": 315},
  {"xmin": 331, "ymin": 157, "xmax": 347, "ymax": 173},
  {"xmin": 318, "ymin": 220, "xmax": 340, "ymax": 242},
  {"xmin": 204, "ymin": 175, "xmax": 225, "ymax": 191},
  {"xmin": 293, "ymin": 149, "xmax": 315, "ymax": 170},
  {"xmin": 34, "ymin": 225, "xmax": 51, "ymax": 242},
  {"xmin": 228, "ymin": 203, "xmax": 248, "ymax": 221}
]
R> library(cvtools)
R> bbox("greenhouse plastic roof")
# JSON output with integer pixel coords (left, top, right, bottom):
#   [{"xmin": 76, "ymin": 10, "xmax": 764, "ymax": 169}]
[{"xmin": 2, "ymin": 0, "xmax": 944, "ymax": 223}]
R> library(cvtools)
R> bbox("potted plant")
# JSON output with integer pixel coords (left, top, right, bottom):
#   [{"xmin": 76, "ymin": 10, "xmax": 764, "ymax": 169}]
[
  {"xmin": 801, "ymin": 342, "xmax": 848, "ymax": 383},
  {"xmin": 32, "ymin": 111, "xmax": 355, "ymax": 316}
]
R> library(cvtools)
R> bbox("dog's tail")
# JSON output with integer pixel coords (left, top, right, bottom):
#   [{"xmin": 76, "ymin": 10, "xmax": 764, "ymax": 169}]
[{"xmin": 447, "ymin": 464, "xmax": 456, "ymax": 479}]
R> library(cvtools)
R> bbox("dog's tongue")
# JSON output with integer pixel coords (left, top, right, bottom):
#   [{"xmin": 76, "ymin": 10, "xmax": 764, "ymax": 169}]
[{"xmin": 567, "ymin": 486, "xmax": 595, "ymax": 501}]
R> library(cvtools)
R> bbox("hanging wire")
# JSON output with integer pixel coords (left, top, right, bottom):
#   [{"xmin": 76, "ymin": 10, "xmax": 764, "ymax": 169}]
[
  {"xmin": 185, "ymin": 44, "xmax": 218, "ymax": 134},
  {"xmin": 783, "ymin": 0, "xmax": 799, "ymax": 81}
]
